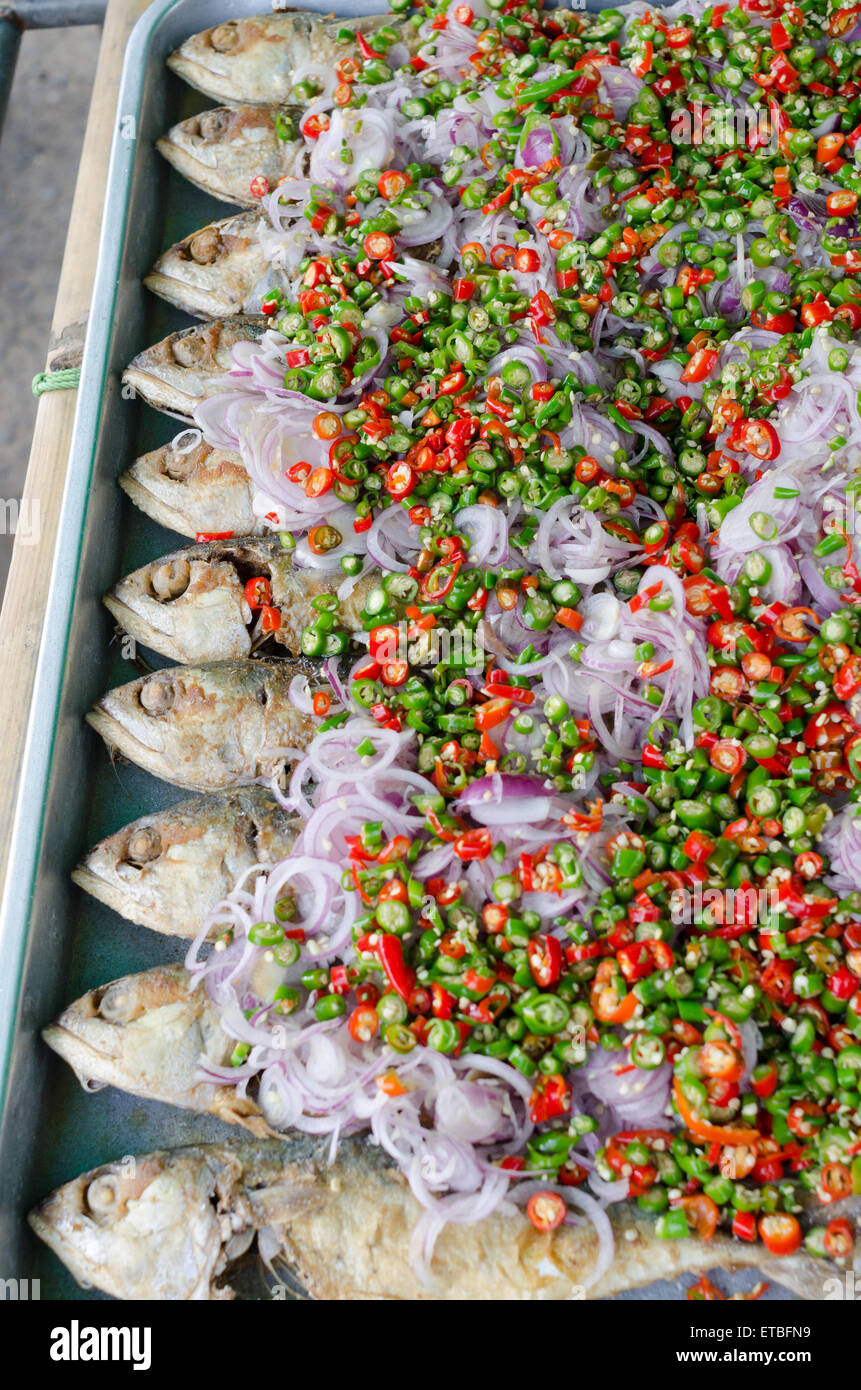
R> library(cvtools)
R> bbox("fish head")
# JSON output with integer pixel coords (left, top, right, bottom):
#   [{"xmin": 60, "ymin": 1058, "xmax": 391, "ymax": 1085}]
[
  {"xmin": 86, "ymin": 660, "xmax": 315, "ymax": 792},
  {"xmin": 29, "ymin": 1148, "xmax": 250, "ymax": 1300},
  {"xmin": 44, "ymin": 961, "xmax": 279, "ymax": 1137},
  {"xmin": 144, "ymin": 211, "xmax": 270, "ymax": 319},
  {"xmin": 104, "ymin": 542, "xmax": 257, "ymax": 663},
  {"xmin": 119, "ymin": 440, "xmax": 256, "ymax": 539},
  {"xmin": 72, "ymin": 813, "xmax": 172, "ymax": 924},
  {"xmin": 72, "ymin": 788, "xmax": 300, "ymax": 937},
  {"xmin": 121, "ymin": 318, "xmax": 266, "ymax": 419},
  {"xmin": 88, "ymin": 667, "xmax": 188, "ymax": 754},
  {"xmin": 105, "ymin": 536, "xmax": 344, "ymax": 664},
  {"xmin": 167, "ymin": 13, "xmax": 421, "ymax": 107},
  {"xmin": 72, "ymin": 808, "xmax": 196, "ymax": 934},
  {"xmin": 42, "ymin": 964, "xmax": 235, "ymax": 1104},
  {"xmin": 168, "ymin": 16, "xmax": 296, "ymax": 106},
  {"xmin": 86, "ymin": 665, "xmax": 224, "ymax": 789},
  {"xmin": 156, "ymin": 107, "xmax": 303, "ymax": 206}
]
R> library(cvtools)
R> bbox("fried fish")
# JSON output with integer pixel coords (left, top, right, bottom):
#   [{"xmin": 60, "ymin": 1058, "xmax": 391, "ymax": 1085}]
[
  {"xmin": 122, "ymin": 318, "xmax": 265, "ymax": 419},
  {"xmin": 103, "ymin": 537, "xmax": 376, "ymax": 663},
  {"xmin": 71, "ymin": 789, "xmax": 300, "ymax": 937},
  {"xmin": 144, "ymin": 210, "xmax": 273, "ymax": 319},
  {"xmin": 156, "ymin": 106, "xmax": 307, "ymax": 208},
  {"xmin": 30, "ymin": 1136, "xmax": 842, "ymax": 1301},
  {"xmin": 85, "ymin": 659, "xmax": 320, "ymax": 792},
  {"xmin": 42, "ymin": 965, "xmax": 270, "ymax": 1136},
  {"xmin": 144, "ymin": 211, "xmax": 443, "ymax": 320},
  {"xmin": 167, "ymin": 12, "xmax": 421, "ymax": 108},
  {"xmin": 118, "ymin": 439, "xmax": 258, "ymax": 539}
]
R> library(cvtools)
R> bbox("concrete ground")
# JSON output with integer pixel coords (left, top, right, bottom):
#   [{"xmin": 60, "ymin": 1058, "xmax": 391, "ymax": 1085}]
[{"xmin": 0, "ymin": 24, "xmax": 101, "ymax": 597}]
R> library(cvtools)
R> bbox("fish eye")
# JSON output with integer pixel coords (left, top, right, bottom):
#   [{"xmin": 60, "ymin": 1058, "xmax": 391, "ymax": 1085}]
[
  {"xmin": 209, "ymin": 22, "xmax": 239, "ymax": 51},
  {"xmin": 163, "ymin": 441, "xmax": 206, "ymax": 481},
  {"xmin": 125, "ymin": 827, "xmax": 163, "ymax": 864},
  {"xmin": 139, "ymin": 678, "xmax": 176, "ymax": 715},
  {"xmin": 150, "ymin": 558, "xmax": 191, "ymax": 602},
  {"xmin": 171, "ymin": 332, "xmax": 208, "ymax": 368},
  {"xmin": 197, "ymin": 109, "xmax": 229, "ymax": 141},
  {"xmin": 187, "ymin": 229, "xmax": 221, "ymax": 265},
  {"xmin": 86, "ymin": 1176, "xmax": 119, "ymax": 1216},
  {"xmin": 97, "ymin": 983, "xmax": 135, "ymax": 1024}
]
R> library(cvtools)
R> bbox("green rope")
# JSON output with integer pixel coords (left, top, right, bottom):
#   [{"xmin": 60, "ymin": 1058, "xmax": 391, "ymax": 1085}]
[{"xmin": 32, "ymin": 367, "xmax": 81, "ymax": 396}]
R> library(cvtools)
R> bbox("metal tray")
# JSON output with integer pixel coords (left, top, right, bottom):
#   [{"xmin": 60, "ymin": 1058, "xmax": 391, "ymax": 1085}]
[{"xmin": 0, "ymin": 0, "xmax": 793, "ymax": 1299}]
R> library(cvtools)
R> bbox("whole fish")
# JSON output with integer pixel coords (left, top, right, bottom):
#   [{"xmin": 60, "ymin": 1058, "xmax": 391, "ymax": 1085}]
[
  {"xmin": 85, "ymin": 659, "xmax": 320, "ymax": 792},
  {"xmin": 144, "ymin": 211, "xmax": 444, "ymax": 320},
  {"xmin": 71, "ymin": 789, "xmax": 300, "ymax": 937},
  {"xmin": 103, "ymin": 537, "xmax": 377, "ymax": 664},
  {"xmin": 122, "ymin": 317, "xmax": 265, "ymax": 419},
  {"xmin": 156, "ymin": 106, "xmax": 307, "ymax": 208},
  {"xmin": 29, "ymin": 1136, "xmax": 841, "ymax": 1301},
  {"xmin": 43, "ymin": 966, "xmax": 270, "ymax": 1137},
  {"xmin": 118, "ymin": 439, "xmax": 258, "ymax": 540},
  {"xmin": 167, "ymin": 12, "xmax": 420, "ymax": 108},
  {"xmin": 144, "ymin": 210, "xmax": 272, "ymax": 319}
]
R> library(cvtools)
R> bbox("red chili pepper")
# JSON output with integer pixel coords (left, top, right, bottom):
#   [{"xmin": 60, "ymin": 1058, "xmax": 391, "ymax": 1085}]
[
  {"xmin": 348, "ymin": 1004, "xmax": 379, "ymax": 1043},
  {"xmin": 527, "ymin": 934, "xmax": 563, "ymax": 988},
  {"xmin": 529, "ymin": 1073, "xmax": 571, "ymax": 1124},
  {"xmin": 356, "ymin": 31, "xmax": 377, "ymax": 60},
  {"xmin": 629, "ymin": 581, "xmax": 663, "ymax": 613},
  {"xmin": 733, "ymin": 418, "xmax": 781, "ymax": 461},
  {"xmin": 452, "ymin": 277, "xmax": 476, "ymax": 301},
  {"xmin": 243, "ymin": 576, "xmax": 272, "ymax": 610},
  {"xmin": 683, "ymin": 829, "xmax": 715, "ymax": 862},
  {"xmin": 377, "ymin": 934, "xmax": 415, "ymax": 1002},
  {"xmin": 641, "ymin": 743, "xmax": 667, "ymax": 770},
  {"xmin": 420, "ymin": 556, "xmax": 463, "ymax": 603},
  {"xmin": 329, "ymin": 964, "xmax": 350, "ymax": 996},
  {"xmin": 260, "ymin": 605, "xmax": 281, "ymax": 633},
  {"xmin": 529, "ymin": 289, "xmax": 555, "ymax": 326},
  {"xmin": 431, "ymin": 981, "xmax": 456, "ymax": 1019},
  {"xmin": 834, "ymin": 655, "xmax": 861, "ymax": 700},
  {"xmin": 732, "ymin": 1210, "xmax": 757, "ymax": 1242},
  {"xmin": 301, "ymin": 114, "xmax": 330, "ymax": 140},
  {"xmin": 453, "ymin": 827, "xmax": 492, "ymax": 861},
  {"xmin": 632, "ymin": 39, "xmax": 653, "ymax": 76},
  {"xmin": 481, "ymin": 185, "xmax": 514, "ymax": 214},
  {"xmin": 749, "ymin": 1064, "xmax": 778, "ymax": 1105},
  {"xmin": 385, "ymin": 459, "xmax": 417, "ymax": 501},
  {"xmin": 380, "ymin": 659, "xmax": 409, "ymax": 688},
  {"xmin": 368, "ymin": 625, "xmax": 401, "ymax": 661},
  {"xmin": 680, "ymin": 347, "xmax": 719, "ymax": 383}
]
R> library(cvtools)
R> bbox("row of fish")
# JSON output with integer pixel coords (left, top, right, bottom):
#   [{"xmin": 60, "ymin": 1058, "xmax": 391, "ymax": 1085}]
[
  {"xmin": 33, "ymin": 10, "xmax": 827, "ymax": 1302},
  {"xmin": 74, "ymin": 14, "xmax": 382, "ymax": 1066}
]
